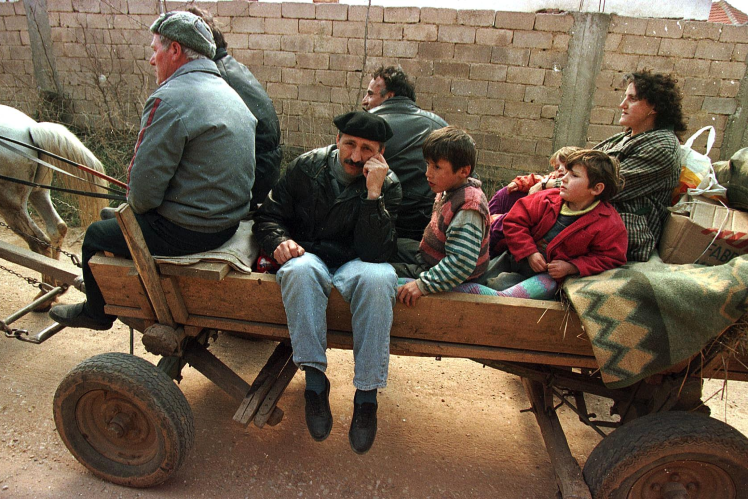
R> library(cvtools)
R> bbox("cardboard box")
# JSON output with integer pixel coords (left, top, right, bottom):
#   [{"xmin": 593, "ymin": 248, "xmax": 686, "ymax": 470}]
[{"xmin": 660, "ymin": 197, "xmax": 748, "ymax": 265}]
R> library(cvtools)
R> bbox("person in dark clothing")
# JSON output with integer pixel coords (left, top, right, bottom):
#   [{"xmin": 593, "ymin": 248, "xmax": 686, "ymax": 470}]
[
  {"xmin": 362, "ymin": 66, "xmax": 448, "ymax": 242},
  {"xmin": 189, "ymin": 6, "xmax": 282, "ymax": 209},
  {"xmin": 254, "ymin": 111, "xmax": 402, "ymax": 455}
]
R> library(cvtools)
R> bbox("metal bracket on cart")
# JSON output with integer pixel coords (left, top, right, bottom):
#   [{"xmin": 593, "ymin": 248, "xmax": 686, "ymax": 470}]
[{"xmin": 0, "ymin": 236, "xmax": 87, "ymax": 344}]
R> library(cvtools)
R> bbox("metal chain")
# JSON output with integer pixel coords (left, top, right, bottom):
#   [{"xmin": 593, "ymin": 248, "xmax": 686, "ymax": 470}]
[
  {"xmin": 0, "ymin": 263, "xmax": 44, "ymax": 289},
  {"xmin": 53, "ymin": 197, "xmax": 78, "ymax": 213},
  {"xmin": 4, "ymin": 326, "xmax": 29, "ymax": 339},
  {"xmin": 0, "ymin": 220, "xmax": 81, "ymax": 267}
]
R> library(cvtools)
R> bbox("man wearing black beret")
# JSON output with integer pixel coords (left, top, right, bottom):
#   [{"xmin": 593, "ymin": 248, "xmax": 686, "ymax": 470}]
[{"xmin": 254, "ymin": 111, "xmax": 402, "ymax": 454}]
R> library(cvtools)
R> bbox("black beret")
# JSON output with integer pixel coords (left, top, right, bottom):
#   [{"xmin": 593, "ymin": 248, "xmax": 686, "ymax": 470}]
[{"xmin": 333, "ymin": 111, "xmax": 393, "ymax": 143}]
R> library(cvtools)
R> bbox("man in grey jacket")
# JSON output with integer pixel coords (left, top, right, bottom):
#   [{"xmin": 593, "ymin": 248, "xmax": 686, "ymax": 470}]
[
  {"xmin": 50, "ymin": 11, "xmax": 256, "ymax": 330},
  {"xmin": 362, "ymin": 66, "xmax": 448, "ymax": 242}
]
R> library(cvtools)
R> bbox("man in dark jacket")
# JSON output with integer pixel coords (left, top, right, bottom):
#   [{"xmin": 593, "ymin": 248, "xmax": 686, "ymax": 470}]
[
  {"xmin": 362, "ymin": 66, "xmax": 448, "ymax": 241},
  {"xmin": 254, "ymin": 111, "xmax": 402, "ymax": 455},
  {"xmin": 189, "ymin": 7, "xmax": 282, "ymax": 209}
]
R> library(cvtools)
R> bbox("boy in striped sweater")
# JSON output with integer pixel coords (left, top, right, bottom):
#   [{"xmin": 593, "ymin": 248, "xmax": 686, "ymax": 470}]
[{"xmin": 394, "ymin": 127, "xmax": 490, "ymax": 307}]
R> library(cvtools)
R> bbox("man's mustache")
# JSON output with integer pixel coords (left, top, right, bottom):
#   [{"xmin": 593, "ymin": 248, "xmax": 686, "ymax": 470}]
[{"xmin": 344, "ymin": 158, "xmax": 365, "ymax": 169}]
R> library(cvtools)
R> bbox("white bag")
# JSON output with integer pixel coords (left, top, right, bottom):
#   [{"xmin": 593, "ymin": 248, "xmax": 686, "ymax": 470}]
[{"xmin": 672, "ymin": 126, "xmax": 726, "ymax": 205}]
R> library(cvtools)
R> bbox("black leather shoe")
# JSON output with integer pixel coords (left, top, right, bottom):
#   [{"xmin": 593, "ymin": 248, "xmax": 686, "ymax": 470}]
[
  {"xmin": 349, "ymin": 401, "xmax": 377, "ymax": 454},
  {"xmin": 304, "ymin": 378, "xmax": 332, "ymax": 442},
  {"xmin": 49, "ymin": 302, "xmax": 113, "ymax": 331}
]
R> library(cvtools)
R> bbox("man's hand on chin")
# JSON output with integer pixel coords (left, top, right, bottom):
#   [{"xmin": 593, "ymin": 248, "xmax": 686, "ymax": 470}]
[{"xmin": 363, "ymin": 153, "xmax": 389, "ymax": 200}]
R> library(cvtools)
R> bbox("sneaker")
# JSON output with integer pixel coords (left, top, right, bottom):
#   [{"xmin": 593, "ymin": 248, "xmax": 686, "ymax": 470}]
[
  {"xmin": 304, "ymin": 377, "xmax": 332, "ymax": 442},
  {"xmin": 349, "ymin": 401, "xmax": 377, "ymax": 454},
  {"xmin": 49, "ymin": 302, "xmax": 113, "ymax": 331}
]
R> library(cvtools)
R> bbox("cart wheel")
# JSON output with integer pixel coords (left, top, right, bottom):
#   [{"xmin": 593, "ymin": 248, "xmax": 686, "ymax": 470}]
[
  {"xmin": 53, "ymin": 353, "xmax": 195, "ymax": 488},
  {"xmin": 583, "ymin": 411, "xmax": 748, "ymax": 499}
]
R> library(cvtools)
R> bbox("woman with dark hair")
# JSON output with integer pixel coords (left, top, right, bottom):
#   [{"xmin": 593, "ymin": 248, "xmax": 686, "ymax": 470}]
[{"xmin": 593, "ymin": 70, "xmax": 685, "ymax": 262}]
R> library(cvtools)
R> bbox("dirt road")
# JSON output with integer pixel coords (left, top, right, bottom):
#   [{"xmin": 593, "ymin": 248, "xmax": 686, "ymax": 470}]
[{"xmin": 0, "ymin": 229, "xmax": 746, "ymax": 499}]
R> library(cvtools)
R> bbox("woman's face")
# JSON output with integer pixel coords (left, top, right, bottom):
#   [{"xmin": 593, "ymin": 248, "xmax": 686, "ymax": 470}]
[{"xmin": 619, "ymin": 82, "xmax": 657, "ymax": 136}]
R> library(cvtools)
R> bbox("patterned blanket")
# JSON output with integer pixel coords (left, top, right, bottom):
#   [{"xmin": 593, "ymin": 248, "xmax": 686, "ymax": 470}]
[{"xmin": 563, "ymin": 254, "xmax": 748, "ymax": 388}]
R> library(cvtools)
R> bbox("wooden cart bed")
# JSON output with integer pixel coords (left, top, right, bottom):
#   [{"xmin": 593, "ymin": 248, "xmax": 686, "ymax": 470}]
[{"xmin": 90, "ymin": 252, "xmax": 748, "ymax": 381}]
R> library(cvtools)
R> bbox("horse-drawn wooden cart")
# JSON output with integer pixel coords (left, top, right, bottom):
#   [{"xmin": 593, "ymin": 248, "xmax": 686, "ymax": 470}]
[{"xmin": 3, "ymin": 205, "xmax": 748, "ymax": 499}]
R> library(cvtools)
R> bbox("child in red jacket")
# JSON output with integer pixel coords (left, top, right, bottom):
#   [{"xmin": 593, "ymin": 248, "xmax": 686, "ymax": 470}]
[
  {"xmin": 495, "ymin": 150, "xmax": 627, "ymax": 297},
  {"xmin": 488, "ymin": 146, "xmax": 581, "ymax": 257}
]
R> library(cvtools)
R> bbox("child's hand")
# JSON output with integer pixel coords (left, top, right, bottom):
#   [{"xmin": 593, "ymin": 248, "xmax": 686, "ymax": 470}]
[
  {"xmin": 527, "ymin": 252, "xmax": 548, "ymax": 273},
  {"xmin": 528, "ymin": 182, "xmax": 543, "ymax": 195},
  {"xmin": 397, "ymin": 280, "xmax": 424, "ymax": 307},
  {"xmin": 547, "ymin": 260, "xmax": 579, "ymax": 279},
  {"xmin": 506, "ymin": 181, "xmax": 518, "ymax": 193}
]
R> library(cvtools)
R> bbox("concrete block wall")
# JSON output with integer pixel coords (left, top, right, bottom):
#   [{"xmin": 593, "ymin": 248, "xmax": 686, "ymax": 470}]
[
  {"xmin": 590, "ymin": 15, "xmax": 748, "ymax": 160},
  {"xmin": 0, "ymin": 0, "xmax": 36, "ymax": 110},
  {"xmin": 2, "ymin": 0, "xmax": 747, "ymax": 183}
]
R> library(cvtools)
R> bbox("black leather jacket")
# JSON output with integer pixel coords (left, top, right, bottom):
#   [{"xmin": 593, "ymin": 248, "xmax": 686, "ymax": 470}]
[
  {"xmin": 370, "ymin": 96, "xmax": 448, "ymax": 240},
  {"xmin": 254, "ymin": 145, "xmax": 402, "ymax": 267},
  {"xmin": 214, "ymin": 48, "xmax": 282, "ymax": 209}
]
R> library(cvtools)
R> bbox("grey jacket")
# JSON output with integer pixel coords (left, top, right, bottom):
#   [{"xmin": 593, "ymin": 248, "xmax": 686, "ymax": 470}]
[
  {"xmin": 214, "ymin": 48, "xmax": 282, "ymax": 209},
  {"xmin": 128, "ymin": 59, "xmax": 257, "ymax": 232},
  {"xmin": 370, "ymin": 96, "xmax": 448, "ymax": 240}
]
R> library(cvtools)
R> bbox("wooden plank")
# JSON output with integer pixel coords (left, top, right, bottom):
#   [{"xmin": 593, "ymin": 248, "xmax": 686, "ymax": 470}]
[
  {"xmin": 522, "ymin": 378, "xmax": 592, "ymax": 499},
  {"xmin": 103, "ymin": 304, "xmax": 155, "ymax": 321},
  {"xmin": 0, "ymin": 239, "xmax": 80, "ymax": 286},
  {"xmin": 168, "ymin": 272, "xmax": 289, "ymax": 325},
  {"xmin": 158, "ymin": 261, "xmax": 230, "ymax": 281},
  {"xmin": 162, "ymin": 276, "xmax": 190, "ymax": 323},
  {"xmin": 254, "ymin": 360, "xmax": 298, "ymax": 428},
  {"xmin": 164, "ymin": 272, "xmax": 589, "ymax": 357},
  {"xmin": 234, "ymin": 342, "xmax": 293, "ymax": 426},
  {"xmin": 182, "ymin": 315, "xmax": 598, "ymax": 368},
  {"xmin": 384, "ymin": 335, "xmax": 598, "ymax": 369},
  {"xmin": 90, "ymin": 254, "xmax": 154, "ymax": 316},
  {"xmin": 115, "ymin": 205, "xmax": 175, "ymax": 327},
  {"xmin": 183, "ymin": 343, "xmax": 251, "ymax": 402}
]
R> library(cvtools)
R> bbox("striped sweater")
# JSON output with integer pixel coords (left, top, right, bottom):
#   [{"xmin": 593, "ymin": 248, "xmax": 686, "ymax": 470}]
[{"xmin": 417, "ymin": 178, "xmax": 490, "ymax": 294}]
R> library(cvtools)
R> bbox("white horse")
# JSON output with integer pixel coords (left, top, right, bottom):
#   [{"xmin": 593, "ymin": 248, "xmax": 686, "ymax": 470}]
[{"xmin": 0, "ymin": 105, "xmax": 108, "ymax": 295}]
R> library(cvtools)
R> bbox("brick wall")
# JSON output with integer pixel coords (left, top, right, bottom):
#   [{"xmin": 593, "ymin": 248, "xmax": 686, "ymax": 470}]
[
  {"xmin": 0, "ymin": 0, "xmax": 36, "ymax": 108},
  {"xmin": 1, "ymin": 0, "xmax": 746, "ymax": 182}
]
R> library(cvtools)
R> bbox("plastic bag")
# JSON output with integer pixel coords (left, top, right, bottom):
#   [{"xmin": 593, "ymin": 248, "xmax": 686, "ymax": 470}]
[{"xmin": 672, "ymin": 126, "xmax": 716, "ymax": 205}]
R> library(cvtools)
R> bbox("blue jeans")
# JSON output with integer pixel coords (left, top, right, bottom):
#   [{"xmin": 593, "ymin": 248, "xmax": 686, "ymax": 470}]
[{"xmin": 275, "ymin": 253, "xmax": 397, "ymax": 390}]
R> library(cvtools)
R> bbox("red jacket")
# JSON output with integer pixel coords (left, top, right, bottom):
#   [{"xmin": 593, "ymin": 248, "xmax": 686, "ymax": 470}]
[{"xmin": 503, "ymin": 189, "xmax": 628, "ymax": 277}]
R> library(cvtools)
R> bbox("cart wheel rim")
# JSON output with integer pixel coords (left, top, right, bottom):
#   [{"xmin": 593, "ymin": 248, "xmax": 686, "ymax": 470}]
[
  {"xmin": 75, "ymin": 389, "xmax": 159, "ymax": 467},
  {"xmin": 628, "ymin": 460, "xmax": 736, "ymax": 499}
]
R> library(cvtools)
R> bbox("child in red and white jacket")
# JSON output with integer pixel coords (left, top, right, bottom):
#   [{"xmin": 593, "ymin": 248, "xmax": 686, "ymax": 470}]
[
  {"xmin": 497, "ymin": 150, "xmax": 628, "ymax": 296},
  {"xmin": 488, "ymin": 146, "xmax": 581, "ymax": 257}
]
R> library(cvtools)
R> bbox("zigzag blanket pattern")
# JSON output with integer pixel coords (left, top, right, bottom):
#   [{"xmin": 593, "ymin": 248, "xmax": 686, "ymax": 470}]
[{"xmin": 563, "ymin": 255, "xmax": 748, "ymax": 388}]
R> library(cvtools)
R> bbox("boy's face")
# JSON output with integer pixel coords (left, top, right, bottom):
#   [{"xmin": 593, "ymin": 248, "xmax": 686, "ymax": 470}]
[
  {"xmin": 560, "ymin": 164, "xmax": 603, "ymax": 208},
  {"xmin": 425, "ymin": 158, "xmax": 470, "ymax": 193}
]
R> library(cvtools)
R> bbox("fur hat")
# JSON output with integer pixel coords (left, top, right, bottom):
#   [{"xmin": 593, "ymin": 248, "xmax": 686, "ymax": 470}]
[
  {"xmin": 333, "ymin": 111, "xmax": 393, "ymax": 143},
  {"xmin": 150, "ymin": 11, "xmax": 216, "ymax": 59}
]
